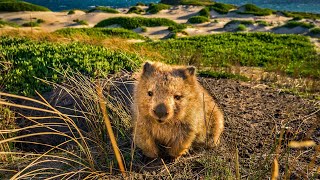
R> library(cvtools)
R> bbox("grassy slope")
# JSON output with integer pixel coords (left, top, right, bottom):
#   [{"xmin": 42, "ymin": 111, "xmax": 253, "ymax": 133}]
[{"xmin": 0, "ymin": 0, "xmax": 50, "ymax": 11}]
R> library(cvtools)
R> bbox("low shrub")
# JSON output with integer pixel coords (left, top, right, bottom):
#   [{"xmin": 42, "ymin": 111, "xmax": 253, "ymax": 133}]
[
  {"xmin": 36, "ymin": 19, "xmax": 45, "ymax": 23},
  {"xmin": 68, "ymin": 9, "xmax": 75, "ymax": 15},
  {"xmin": 310, "ymin": 27, "xmax": 320, "ymax": 34},
  {"xmin": 238, "ymin": 4, "xmax": 274, "ymax": 16},
  {"xmin": 127, "ymin": 6, "xmax": 144, "ymax": 14},
  {"xmin": 95, "ymin": 17, "xmax": 186, "ymax": 32},
  {"xmin": 199, "ymin": 7, "xmax": 210, "ymax": 18},
  {"xmin": 0, "ymin": 0, "xmax": 50, "ymax": 11},
  {"xmin": 22, "ymin": 21, "xmax": 39, "ymax": 27},
  {"xmin": 87, "ymin": 6, "xmax": 119, "ymax": 13},
  {"xmin": 281, "ymin": 11, "xmax": 320, "ymax": 20},
  {"xmin": 224, "ymin": 20, "xmax": 254, "ymax": 28},
  {"xmin": 188, "ymin": 16, "xmax": 210, "ymax": 24},
  {"xmin": 236, "ymin": 24, "xmax": 247, "ymax": 31},
  {"xmin": 0, "ymin": 19, "xmax": 19, "ymax": 27},
  {"xmin": 209, "ymin": 2, "xmax": 236, "ymax": 14},
  {"xmin": 73, "ymin": 19, "xmax": 88, "ymax": 25},
  {"xmin": 179, "ymin": 0, "xmax": 214, "ymax": 6},
  {"xmin": 256, "ymin": 20, "xmax": 271, "ymax": 26},
  {"xmin": 283, "ymin": 21, "xmax": 315, "ymax": 29},
  {"xmin": 146, "ymin": 3, "xmax": 170, "ymax": 14}
]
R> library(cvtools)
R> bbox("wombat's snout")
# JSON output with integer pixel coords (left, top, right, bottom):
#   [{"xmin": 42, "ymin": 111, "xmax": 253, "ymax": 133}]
[{"xmin": 153, "ymin": 103, "xmax": 169, "ymax": 120}]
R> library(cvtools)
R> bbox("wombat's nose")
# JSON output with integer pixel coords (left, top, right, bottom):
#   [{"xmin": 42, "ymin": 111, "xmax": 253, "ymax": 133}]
[{"xmin": 153, "ymin": 103, "xmax": 168, "ymax": 119}]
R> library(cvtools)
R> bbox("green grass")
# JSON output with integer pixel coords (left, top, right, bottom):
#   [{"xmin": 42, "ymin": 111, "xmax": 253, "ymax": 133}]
[
  {"xmin": 146, "ymin": 3, "xmax": 170, "ymax": 14},
  {"xmin": 283, "ymin": 21, "xmax": 315, "ymax": 29},
  {"xmin": 127, "ymin": 6, "xmax": 145, "ymax": 14},
  {"xmin": 94, "ymin": 17, "xmax": 186, "ymax": 32},
  {"xmin": 87, "ymin": 6, "xmax": 119, "ymax": 13},
  {"xmin": 0, "ymin": 36, "xmax": 142, "ymax": 96},
  {"xmin": 188, "ymin": 16, "xmax": 210, "ymax": 24},
  {"xmin": 22, "ymin": 21, "xmax": 39, "ymax": 27},
  {"xmin": 237, "ymin": 3, "xmax": 274, "ymax": 16},
  {"xmin": 0, "ymin": 19, "xmax": 19, "ymax": 27},
  {"xmin": 0, "ymin": 0, "xmax": 50, "ymax": 11},
  {"xmin": 55, "ymin": 28, "xmax": 145, "ymax": 39},
  {"xmin": 199, "ymin": 7, "xmax": 210, "ymax": 18},
  {"xmin": 209, "ymin": 2, "xmax": 237, "ymax": 14},
  {"xmin": 199, "ymin": 70, "xmax": 249, "ymax": 81},
  {"xmin": 281, "ymin": 11, "xmax": 320, "ymax": 20},
  {"xmin": 139, "ymin": 33, "xmax": 319, "ymax": 79}
]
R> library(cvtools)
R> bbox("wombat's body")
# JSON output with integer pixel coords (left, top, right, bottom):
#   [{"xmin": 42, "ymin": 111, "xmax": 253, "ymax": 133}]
[{"xmin": 132, "ymin": 62, "xmax": 224, "ymax": 158}]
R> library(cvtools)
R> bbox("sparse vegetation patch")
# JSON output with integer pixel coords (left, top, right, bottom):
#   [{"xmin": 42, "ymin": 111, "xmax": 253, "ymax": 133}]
[
  {"xmin": 188, "ymin": 16, "xmax": 210, "ymax": 24},
  {"xmin": 87, "ymin": 6, "xmax": 119, "ymax": 13},
  {"xmin": 237, "ymin": 3, "xmax": 274, "ymax": 16},
  {"xmin": 281, "ymin": 11, "xmax": 320, "ymax": 20},
  {"xmin": 127, "ymin": 6, "xmax": 145, "ymax": 14},
  {"xmin": 283, "ymin": 21, "xmax": 315, "ymax": 29},
  {"xmin": 95, "ymin": 17, "xmax": 186, "ymax": 32},
  {"xmin": 146, "ymin": 3, "xmax": 171, "ymax": 14},
  {"xmin": 209, "ymin": 2, "xmax": 236, "ymax": 14}
]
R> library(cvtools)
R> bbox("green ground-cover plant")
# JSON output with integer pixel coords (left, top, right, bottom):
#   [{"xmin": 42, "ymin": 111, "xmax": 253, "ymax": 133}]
[
  {"xmin": 55, "ymin": 28, "xmax": 145, "ymax": 39},
  {"xmin": 256, "ymin": 20, "xmax": 271, "ymax": 26},
  {"xmin": 199, "ymin": 70, "xmax": 249, "ymax": 81},
  {"xmin": 127, "ymin": 6, "xmax": 145, "ymax": 14},
  {"xmin": 0, "ymin": 36, "xmax": 142, "ymax": 96},
  {"xmin": 36, "ymin": 19, "xmax": 45, "ymax": 24},
  {"xmin": 67, "ymin": 9, "xmax": 75, "ymax": 14},
  {"xmin": 236, "ymin": 24, "xmax": 247, "ymax": 31},
  {"xmin": 87, "ymin": 6, "xmax": 119, "ymax": 13},
  {"xmin": 310, "ymin": 27, "xmax": 320, "ymax": 34},
  {"xmin": 139, "ymin": 33, "xmax": 319, "ymax": 78},
  {"xmin": 73, "ymin": 19, "xmax": 88, "ymax": 25},
  {"xmin": 21, "ymin": 21, "xmax": 39, "ymax": 27},
  {"xmin": 224, "ymin": 20, "xmax": 254, "ymax": 28},
  {"xmin": 208, "ymin": 2, "xmax": 236, "ymax": 14},
  {"xmin": 95, "ymin": 17, "xmax": 186, "ymax": 32},
  {"xmin": 146, "ymin": 3, "xmax": 170, "ymax": 14},
  {"xmin": 282, "ymin": 21, "xmax": 315, "ymax": 29},
  {"xmin": 237, "ymin": 3, "xmax": 274, "ymax": 16},
  {"xmin": 199, "ymin": 7, "xmax": 210, "ymax": 18},
  {"xmin": 0, "ymin": 0, "xmax": 50, "ymax": 11},
  {"xmin": 281, "ymin": 11, "xmax": 320, "ymax": 20},
  {"xmin": 0, "ymin": 19, "xmax": 19, "ymax": 27},
  {"xmin": 188, "ymin": 15, "xmax": 210, "ymax": 24}
]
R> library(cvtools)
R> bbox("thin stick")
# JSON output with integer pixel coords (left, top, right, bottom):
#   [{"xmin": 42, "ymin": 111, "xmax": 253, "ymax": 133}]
[
  {"xmin": 96, "ymin": 82, "xmax": 126, "ymax": 177},
  {"xmin": 161, "ymin": 158, "xmax": 173, "ymax": 180},
  {"xmin": 235, "ymin": 147, "xmax": 240, "ymax": 180}
]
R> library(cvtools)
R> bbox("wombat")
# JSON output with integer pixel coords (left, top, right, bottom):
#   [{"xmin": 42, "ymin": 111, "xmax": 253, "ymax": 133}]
[{"xmin": 132, "ymin": 61, "xmax": 224, "ymax": 159}]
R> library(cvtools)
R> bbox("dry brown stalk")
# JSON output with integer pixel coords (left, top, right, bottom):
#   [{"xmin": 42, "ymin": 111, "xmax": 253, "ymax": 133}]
[{"xmin": 96, "ymin": 82, "xmax": 126, "ymax": 177}]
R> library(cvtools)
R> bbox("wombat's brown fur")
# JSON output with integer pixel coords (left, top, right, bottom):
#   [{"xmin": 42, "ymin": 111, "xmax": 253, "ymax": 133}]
[{"xmin": 132, "ymin": 61, "xmax": 224, "ymax": 159}]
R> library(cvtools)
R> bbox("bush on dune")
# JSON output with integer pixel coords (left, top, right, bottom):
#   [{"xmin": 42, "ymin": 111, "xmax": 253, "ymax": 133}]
[
  {"xmin": 94, "ymin": 17, "xmax": 186, "ymax": 32},
  {"xmin": 87, "ymin": 6, "xmax": 119, "ymax": 13},
  {"xmin": 0, "ymin": 0, "xmax": 50, "ymax": 11},
  {"xmin": 146, "ymin": 3, "xmax": 171, "ymax": 14},
  {"xmin": 237, "ymin": 4, "xmax": 274, "ymax": 16},
  {"xmin": 209, "ymin": 2, "xmax": 236, "ymax": 14},
  {"xmin": 188, "ymin": 16, "xmax": 210, "ymax": 24}
]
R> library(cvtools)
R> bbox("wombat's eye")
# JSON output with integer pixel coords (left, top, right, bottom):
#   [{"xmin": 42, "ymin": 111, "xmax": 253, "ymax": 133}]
[
  {"xmin": 148, "ymin": 91, "xmax": 153, "ymax": 96},
  {"xmin": 174, "ymin": 95, "xmax": 182, "ymax": 100}
]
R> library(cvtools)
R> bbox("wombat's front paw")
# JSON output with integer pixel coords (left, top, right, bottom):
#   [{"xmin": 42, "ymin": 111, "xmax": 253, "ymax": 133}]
[{"xmin": 143, "ymin": 149, "xmax": 159, "ymax": 159}]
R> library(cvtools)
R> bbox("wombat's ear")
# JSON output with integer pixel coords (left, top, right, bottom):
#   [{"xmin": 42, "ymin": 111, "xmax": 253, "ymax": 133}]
[
  {"xmin": 186, "ymin": 66, "xmax": 196, "ymax": 76},
  {"xmin": 142, "ymin": 61, "xmax": 154, "ymax": 76}
]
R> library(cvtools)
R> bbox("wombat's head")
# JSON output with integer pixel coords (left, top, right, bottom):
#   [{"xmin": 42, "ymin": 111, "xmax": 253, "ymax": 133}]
[{"xmin": 136, "ymin": 61, "xmax": 198, "ymax": 124}]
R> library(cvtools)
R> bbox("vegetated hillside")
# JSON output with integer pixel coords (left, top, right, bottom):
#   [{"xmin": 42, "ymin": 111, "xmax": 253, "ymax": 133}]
[
  {"xmin": 0, "ymin": 0, "xmax": 50, "ymax": 11},
  {"xmin": 141, "ymin": 33, "xmax": 320, "ymax": 79}
]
